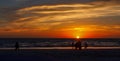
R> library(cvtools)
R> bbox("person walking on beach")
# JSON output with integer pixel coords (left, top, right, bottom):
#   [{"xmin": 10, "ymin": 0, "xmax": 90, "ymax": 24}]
[
  {"xmin": 71, "ymin": 41, "xmax": 75, "ymax": 49},
  {"xmin": 84, "ymin": 42, "xmax": 88, "ymax": 50},
  {"xmin": 75, "ymin": 41, "xmax": 82, "ymax": 50},
  {"xmin": 78, "ymin": 41, "xmax": 82, "ymax": 50},
  {"xmin": 15, "ymin": 42, "xmax": 20, "ymax": 51}
]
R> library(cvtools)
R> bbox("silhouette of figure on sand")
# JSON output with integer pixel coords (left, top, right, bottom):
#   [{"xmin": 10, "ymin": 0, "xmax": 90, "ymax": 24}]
[
  {"xmin": 84, "ymin": 42, "xmax": 88, "ymax": 50},
  {"xmin": 74, "ymin": 41, "xmax": 82, "ymax": 50},
  {"xmin": 71, "ymin": 41, "xmax": 75, "ymax": 49},
  {"xmin": 15, "ymin": 42, "xmax": 19, "ymax": 51}
]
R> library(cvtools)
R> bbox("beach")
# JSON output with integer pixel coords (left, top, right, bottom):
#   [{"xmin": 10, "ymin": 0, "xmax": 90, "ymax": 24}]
[{"xmin": 0, "ymin": 49, "xmax": 120, "ymax": 61}]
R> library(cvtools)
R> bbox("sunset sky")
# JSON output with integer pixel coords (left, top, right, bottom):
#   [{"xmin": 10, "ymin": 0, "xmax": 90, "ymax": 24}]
[{"xmin": 0, "ymin": 0, "xmax": 120, "ymax": 38}]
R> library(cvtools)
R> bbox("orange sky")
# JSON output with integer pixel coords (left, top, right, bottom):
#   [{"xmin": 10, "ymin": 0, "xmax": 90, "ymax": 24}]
[
  {"xmin": 0, "ymin": 0, "xmax": 120, "ymax": 38},
  {"xmin": 0, "ymin": 27, "xmax": 120, "ymax": 38}
]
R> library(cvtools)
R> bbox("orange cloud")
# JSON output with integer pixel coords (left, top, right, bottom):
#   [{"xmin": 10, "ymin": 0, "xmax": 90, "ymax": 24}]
[{"xmin": 0, "ymin": 1, "xmax": 120, "ymax": 38}]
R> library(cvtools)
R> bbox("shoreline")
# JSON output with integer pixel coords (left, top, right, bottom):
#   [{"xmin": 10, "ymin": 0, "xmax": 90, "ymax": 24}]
[{"xmin": 0, "ymin": 47, "xmax": 120, "ymax": 50}]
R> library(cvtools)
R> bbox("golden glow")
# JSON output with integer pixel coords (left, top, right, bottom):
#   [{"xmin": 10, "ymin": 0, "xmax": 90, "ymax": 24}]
[
  {"xmin": 0, "ymin": 1, "xmax": 120, "ymax": 38},
  {"xmin": 72, "ymin": 27, "xmax": 86, "ymax": 38},
  {"xmin": 76, "ymin": 36, "xmax": 80, "ymax": 39}
]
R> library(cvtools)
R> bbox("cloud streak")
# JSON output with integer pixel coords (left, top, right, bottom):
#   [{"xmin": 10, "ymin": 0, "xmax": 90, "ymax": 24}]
[{"xmin": 0, "ymin": 0, "xmax": 120, "ymax": 38}]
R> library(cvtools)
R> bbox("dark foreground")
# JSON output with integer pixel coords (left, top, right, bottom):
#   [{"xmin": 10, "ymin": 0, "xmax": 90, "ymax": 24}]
[{"xmin": 0, "ymin": 49, "xmax": 120, "ymax": 61}]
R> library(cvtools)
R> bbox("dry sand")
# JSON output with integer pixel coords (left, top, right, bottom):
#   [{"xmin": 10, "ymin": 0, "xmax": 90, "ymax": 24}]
[{"xmin": 0, "ymin": 49, "xmax": 120, "ymax": 61}]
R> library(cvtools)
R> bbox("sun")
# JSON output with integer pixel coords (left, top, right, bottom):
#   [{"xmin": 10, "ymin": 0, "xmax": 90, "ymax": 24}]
[{"xmin": 76, "ymin": 36, "xmax": 80, "ymax": 39}]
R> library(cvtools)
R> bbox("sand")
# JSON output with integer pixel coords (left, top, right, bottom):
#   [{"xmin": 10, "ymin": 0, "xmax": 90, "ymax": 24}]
[{"xmin": 0, "ymin": 49, "xmax": 120, "ymax": 61}]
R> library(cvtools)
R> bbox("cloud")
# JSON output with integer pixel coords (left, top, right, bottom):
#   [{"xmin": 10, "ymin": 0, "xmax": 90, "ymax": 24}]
[
  {"xmin": 0, "ymin": 0, "xmax": 120, "ymax": 34},
  {"xmin": 15, "ymin": 2, "xmax": 120, "ymax": 22}
]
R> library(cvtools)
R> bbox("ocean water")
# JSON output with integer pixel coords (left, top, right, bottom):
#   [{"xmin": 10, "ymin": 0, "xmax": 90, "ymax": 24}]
[{"xmin": 0, "ymin": 38, "xmax": 120, "ymax": 49}]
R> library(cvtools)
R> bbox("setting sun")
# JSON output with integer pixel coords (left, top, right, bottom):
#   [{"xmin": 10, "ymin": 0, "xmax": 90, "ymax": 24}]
[{"xmin": 76, "ymin": 36, "xmax": 80, "ymax": 39}]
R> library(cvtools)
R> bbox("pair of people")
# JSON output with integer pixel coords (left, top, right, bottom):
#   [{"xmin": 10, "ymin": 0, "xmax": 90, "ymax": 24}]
[
  {"xmin": 74, "ymin": 41, "xmax": 82, "ymax": 50},
  {"xmin": 72, "ymin": 41, "xmax": 88, "ymax": 50}
]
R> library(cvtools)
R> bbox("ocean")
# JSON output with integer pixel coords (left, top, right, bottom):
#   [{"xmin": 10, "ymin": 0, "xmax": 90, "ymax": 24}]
[{"xmin": 0, "ymin": 38, "xmax": 120, "ymax": 49}]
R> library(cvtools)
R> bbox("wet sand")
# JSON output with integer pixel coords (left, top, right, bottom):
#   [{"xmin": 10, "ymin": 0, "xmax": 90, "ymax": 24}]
[
  {"xmin": 0, "ymin": 47, "xmax": 120, "ymax": 50},
  {"xmin": 0, "ymin": 49, "xmax": 120, "ymax": 61}
]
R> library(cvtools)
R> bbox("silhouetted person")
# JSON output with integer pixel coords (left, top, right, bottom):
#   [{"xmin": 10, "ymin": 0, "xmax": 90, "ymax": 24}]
[
  {"xmin": 75, "ymin": 41, "xmax": 82, "ymax": 50},
  {"xmin": 78, "ymin": 41, "xmax": 82, "ymax": 50},
  {"xmin": 71, "ymin": 41, "xmax": 75, "ymax": 49},
  {"xmin": 15, "ymin": 42, "xmax": 19, "ymax": 51},
  {"xmin": 84, "ymin": 42, "xmax": 88, "ymax": 50}
]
